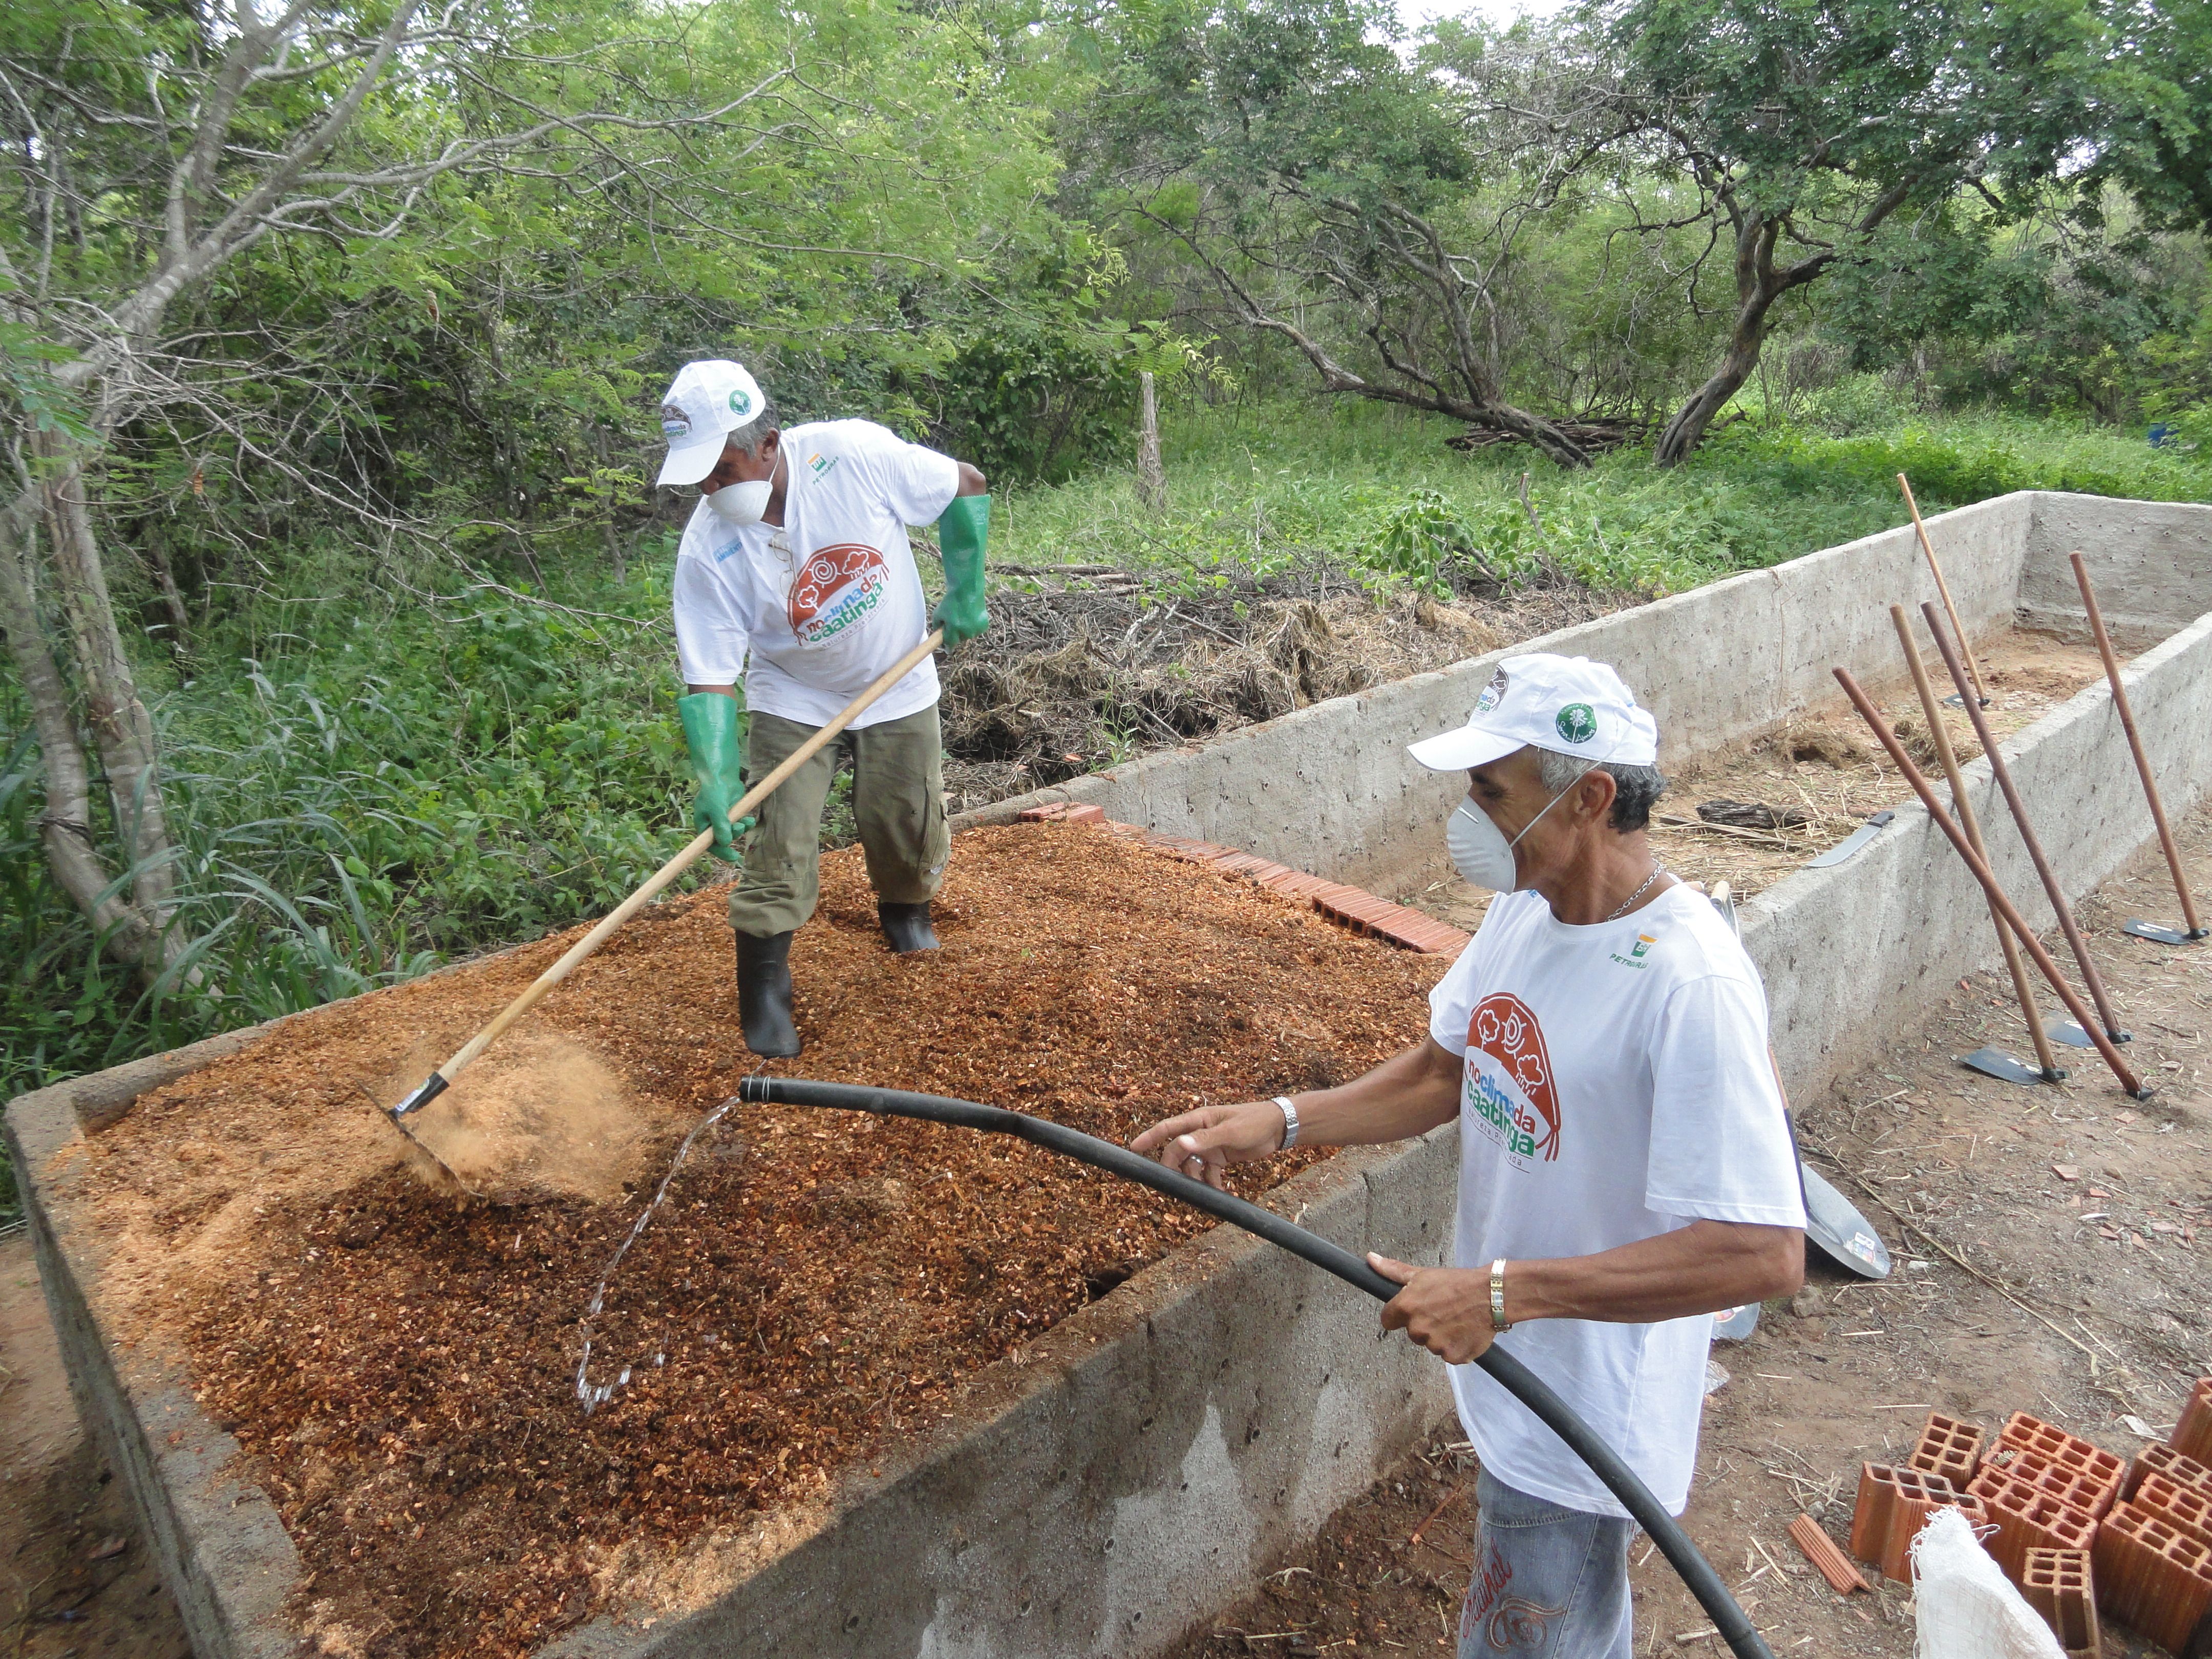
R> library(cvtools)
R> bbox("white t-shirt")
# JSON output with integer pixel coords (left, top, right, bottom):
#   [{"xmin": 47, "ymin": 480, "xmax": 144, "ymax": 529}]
[
  {"xmin": 1427, "ymin": 883, "xmax": 1805, "ymax": 1518},
  {"xmin": 671, "ymin": 419, "xmax": 961, "ymax": 729}
]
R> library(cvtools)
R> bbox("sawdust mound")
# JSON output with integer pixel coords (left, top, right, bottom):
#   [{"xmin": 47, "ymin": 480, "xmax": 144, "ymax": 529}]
[
  {"xmin": 69, "ymin": 824, "xmax": 1444, "ymax": 1658},
  {"xmin": 389, "ymin": 1034, "xmax": 666, "ymax": 1204}
]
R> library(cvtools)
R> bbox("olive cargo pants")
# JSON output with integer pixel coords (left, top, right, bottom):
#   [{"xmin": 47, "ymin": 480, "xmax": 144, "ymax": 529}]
[{"xmin": 729, "ymin": 703, "xmax": 949, "ymax": 938}]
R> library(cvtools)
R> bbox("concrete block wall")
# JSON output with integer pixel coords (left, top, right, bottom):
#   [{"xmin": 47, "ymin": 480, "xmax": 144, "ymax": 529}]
[
  {"xmin": 10, "ymin": 489, "xmax": 2212, "ymax": 1659},
  {"xmin": 8, "ymin": 1057, "xmax": 302, "ymax": 1659},
  {"xmin": 963, "ymin": 490, "xmax": 2054, "ymax": 899},
  {"xmin": 2020, "ymin": 497, "xmax": 2212, "ymax": 645},
  {"xmin": 1748, "ymin": 606, "xmax": 2212, "ymax": 1097}
]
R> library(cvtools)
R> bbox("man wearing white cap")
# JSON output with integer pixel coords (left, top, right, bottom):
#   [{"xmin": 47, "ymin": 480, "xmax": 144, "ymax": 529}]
[
  {"xmin": 1133, "ymin": 653, "xmax": 1804, "ymax": 1658},
  {"xmin": 657, "ymin": 358, "xmax": 990, "ymax": 1056}
]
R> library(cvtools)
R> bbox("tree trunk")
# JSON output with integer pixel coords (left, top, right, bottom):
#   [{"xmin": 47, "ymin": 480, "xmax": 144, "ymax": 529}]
[
  {"xmin": 1652, "ymin": 335, "xmax": 1762, "ymax": 467},
  {"xmin": 590, "ymin": 423, "xmax": 626, "ymax": 583},
  {"xmin": 1135, "ymin": 371, "xmax": 1167, "ymax": 512},
  {"xmin": 141, "ymin": 532, "xmax": 194, "ymax": 653},
  {"xmin": 35, "ymin": 437, "xmax": 182, "ymax": 944},
  {"xmin": 0, "ymin": 520, "xmax": 174, "ymax": 975},
  {"xmin": 1653, "ymin": 204, "xmax": 1838, "ymax": 468}
]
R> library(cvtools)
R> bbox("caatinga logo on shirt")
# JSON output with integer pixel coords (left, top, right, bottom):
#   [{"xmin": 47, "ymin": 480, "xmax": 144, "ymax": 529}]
[
  {"xmin": 788, "ymin": 542, "xmax": 889, "ymax": 646},
  {"xmin": 1465, "ymin": 991, "xmax": 1561, "ymax": 1166}
]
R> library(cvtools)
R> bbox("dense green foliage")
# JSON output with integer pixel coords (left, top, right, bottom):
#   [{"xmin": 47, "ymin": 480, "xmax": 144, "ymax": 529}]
[{"xmin": 5, "ymin": 0, "xmax": 2212, "ymax": 1221}]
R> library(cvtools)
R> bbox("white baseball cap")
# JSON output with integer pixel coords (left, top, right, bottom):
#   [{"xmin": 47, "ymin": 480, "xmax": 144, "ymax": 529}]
[
  {"xmin": 655, "ymin": 359, "xmax": 769, "ymax": 487},
  {"xmin": 1408, "ymin": 653, "xmax": 1659, "ymax": 772}
]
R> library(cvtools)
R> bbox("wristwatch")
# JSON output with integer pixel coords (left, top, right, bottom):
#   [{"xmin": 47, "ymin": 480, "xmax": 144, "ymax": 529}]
[
  {"xmin": 1490, "ymin": 1258, "xmax": 1512, "ymax": 1332},
  {"xmin": 1273, "ymin": 1095, "xmax": 1300, "ymax": 1150}
]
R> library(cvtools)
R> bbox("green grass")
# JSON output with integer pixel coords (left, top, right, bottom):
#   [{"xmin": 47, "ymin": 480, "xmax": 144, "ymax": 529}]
[
  {"xmin": 993, "ymin": 394, "xmax": 2212, "ymax": 596},
  {"xmin": 4, "ymin": 393, "xmax": 2207, "ymax": 1219}
]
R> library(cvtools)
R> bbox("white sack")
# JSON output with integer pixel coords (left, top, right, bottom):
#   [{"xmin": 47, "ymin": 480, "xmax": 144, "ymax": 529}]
[{"xmin": 1909, "ymin": 1506, "xmax": 2066, "ymax": 1659}]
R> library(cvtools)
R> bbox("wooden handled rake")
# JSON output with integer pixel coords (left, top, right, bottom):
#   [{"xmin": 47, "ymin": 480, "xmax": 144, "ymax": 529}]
[{"xmin": 373, "ymin": 630, "xmax": 944, "ymax": 1186}]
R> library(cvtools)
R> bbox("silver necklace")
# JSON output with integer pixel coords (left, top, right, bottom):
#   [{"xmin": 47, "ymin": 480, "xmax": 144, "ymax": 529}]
[{"xmin": 1605, "ymin": 864, "xmax": 1667, "ymax": 923}]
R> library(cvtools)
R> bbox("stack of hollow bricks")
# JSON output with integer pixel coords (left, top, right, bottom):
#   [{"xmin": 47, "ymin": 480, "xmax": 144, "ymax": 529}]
[
  {"xmin": 1844, "ymin": 1394, "xmax": 2212, "ymax": 1658},
  {"xmin": 1016, "ymin": 802, "xmax": 1472, "ymax": 955}
]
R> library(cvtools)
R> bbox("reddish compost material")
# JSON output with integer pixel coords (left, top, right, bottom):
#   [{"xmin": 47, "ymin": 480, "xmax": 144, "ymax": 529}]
[{"xmin": 68, "ymin": 823, "xmax": 1444, "ymax": 1657}]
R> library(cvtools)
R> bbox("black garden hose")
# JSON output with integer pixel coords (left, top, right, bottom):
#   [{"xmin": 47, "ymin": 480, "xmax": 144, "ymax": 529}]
[{"xmin": 738, "ymin": 1076, "xmax": 1776, "ymax": 1659}]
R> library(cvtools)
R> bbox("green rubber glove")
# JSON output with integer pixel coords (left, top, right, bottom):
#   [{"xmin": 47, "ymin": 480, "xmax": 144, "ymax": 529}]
[
  {"xmin": 677, "ymin": 692, "xmax": 756, "ymax": 863},
  {"xmin": 931, "ymin": 494, "xmax": 991, "ymax": 646}
]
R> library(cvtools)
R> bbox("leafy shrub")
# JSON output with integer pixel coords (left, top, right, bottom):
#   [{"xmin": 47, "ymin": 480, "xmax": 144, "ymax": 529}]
[
  {"xmin": 927, "ymin": 320, "xmax": 1139, "ymax": 486},
  {"xmin": 1361, "ymin": 489, "xmax": 1537, "ymax": 593},
  {"xmin": 0, "ymin": 581, "xmax": 700, "ymax": 1099},
  {"xmin": 1801, "ymin": 372, "xmax": 1925, "ymax": 437}
]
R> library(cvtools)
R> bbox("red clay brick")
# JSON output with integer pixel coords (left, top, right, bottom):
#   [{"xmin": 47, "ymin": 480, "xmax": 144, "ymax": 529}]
[
  {"xmin": 1911, "ymin": 1412, "xmax": 1986, "ymax": 1490},
  {"xmin": 2136, "ymin": 1472, "xmax": 2212, "ymax": 1553},
  {"xmin": 1881, "ymin": 1467, "xmax": 1980, "ymax": 1583},
  {"xmin": 1208, "ymin": 850, "xmax": 1278, "ymax": 877},
  {"xmin": 2129, "ymin": 1443, "xmax": 2212, "ymax": 1505},
  {"xmin": 2021, "ymin": 1547, "xmax": 2100, "ymax": 1656},
  {"xmin": 2005, "ymin": 1447, "xmax": 2122, "ymax": 1521},
  {"xmin": 1147, "ymin": 835, "xmax": 1234, "ymax": 864},
  {"xmin": 1789, "ymin": 1513, "xmax": 1870, "ymax": 1594},
  {"xmin": 1074, "ymin": 822, "xmax": 1472, "ymax": 955},
  {"xmin": 1015, "ymin": 801, "xmax": 1105, "ymax": 824},
  {"xmin": 1851, "ymin": 1463, "xmax": 1899, "ymax": 1566},
  {"xmin": 2094, "ymin": 1500, "xmax": 2212, "ymax": 1656},
  {"xmin": 1969, "ymin": 1463, "xmax": 2100, "ymax": 1581},
  {"xmin": 2176, "ymin": 1378, "xmax": 2212, "ymax": 1468},
  {"xmin": 1993, "ymin": 1414, "xmax": 2125, "ymax": 1510}
]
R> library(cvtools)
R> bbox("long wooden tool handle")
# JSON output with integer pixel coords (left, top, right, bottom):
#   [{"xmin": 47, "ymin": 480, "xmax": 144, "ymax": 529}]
[
  {"xmin": 433, "ymin": 629, "xmax": 946, "ymax": 1087},
  {"xmin": 2070, "ymin": 552, "xmax": 2205, "ymax": 939},
  {"xmin": 1898, "ymin": 474, "xmax": 1989, "ymax": 705},
  {"xmin": 1889, "ymin": 606, "xmax": 2065, "ymax": 1078},
  {"xmin": 1833, "ymin": 668, "xmax": 2146, "ymax": 1098},
  {"xmin": 1920, "ymin": 602, "xmax": 2127, "ymax": 1040}
]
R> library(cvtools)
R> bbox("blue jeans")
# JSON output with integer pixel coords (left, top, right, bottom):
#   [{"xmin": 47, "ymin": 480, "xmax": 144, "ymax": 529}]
[{"xmin": 1459, "ymin": 1467, "xmax": 1634, "ymax": 1659}]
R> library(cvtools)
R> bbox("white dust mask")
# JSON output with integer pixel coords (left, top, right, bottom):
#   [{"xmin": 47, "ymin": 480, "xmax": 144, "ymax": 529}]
[
  {"xmin": 1445, "ymin": 785, "xmax": 1570, "ymax": 891},
  {"xmin": 706, "ymin": 477, "xmax": 772, "ymax": 526}
]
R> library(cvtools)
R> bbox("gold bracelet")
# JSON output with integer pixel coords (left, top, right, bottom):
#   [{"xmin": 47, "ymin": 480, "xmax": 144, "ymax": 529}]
[{"xmin": 1490, "ymin": 1258, "xmax": 1512, "ymax": 1332}]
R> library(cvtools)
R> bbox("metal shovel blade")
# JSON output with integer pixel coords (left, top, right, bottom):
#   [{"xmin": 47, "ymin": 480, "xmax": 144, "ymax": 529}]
[
  {"xmin": 1808, "ymin": 810, "xmax": 1896, "ymax": 868},
  {"xmin": 1962, "ymin": 1047, "xmax": 2055, "ymax": 1087},
  {"xmin": 2123, "ymin": 919, "xmax": 2206, "ymax": 946},
  {"xmin": 2047, "ymin": 1018, "xmax": 2132, "ymax": 1049},
  {"xmin": 1801, "ymin": 1161, "xmax": 1891, "ymax": 1280}
]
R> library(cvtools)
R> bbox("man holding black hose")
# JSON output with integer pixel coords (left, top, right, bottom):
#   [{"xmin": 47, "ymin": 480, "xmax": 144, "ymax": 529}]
[{"xmin": 1134, "ymin": 653, "xmax": 1804, "ymax": 1659}]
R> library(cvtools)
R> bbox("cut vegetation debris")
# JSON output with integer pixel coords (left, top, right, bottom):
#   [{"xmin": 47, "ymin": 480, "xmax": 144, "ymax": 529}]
[
  {"xmin": 60, "ymin": 824, "xmax": 1443, "ymax": 1658},
  {"xmin": 936, "ymin": 568, "xmax": 1624, "ymax": 806}
]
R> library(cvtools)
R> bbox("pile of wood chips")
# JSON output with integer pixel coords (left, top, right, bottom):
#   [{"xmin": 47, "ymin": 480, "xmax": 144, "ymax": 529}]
[{"xmin": 74, "ymin": 822, "xmax": 1444, "ymax": 1657}]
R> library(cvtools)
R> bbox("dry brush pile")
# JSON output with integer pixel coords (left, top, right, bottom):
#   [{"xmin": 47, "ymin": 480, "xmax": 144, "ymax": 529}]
[{"xmin": 936, "ymin": 566, "xmax": 1625, "ymax": 807}]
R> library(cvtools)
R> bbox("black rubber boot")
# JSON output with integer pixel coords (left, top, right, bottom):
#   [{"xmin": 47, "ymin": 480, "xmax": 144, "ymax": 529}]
[
  {"xmin": 878, "ymin": 902, "xmax": 939, "ymax": 954},
  {"xmin": 734, "ymin": 931, "xmax": 801, "ymax": 1057}
]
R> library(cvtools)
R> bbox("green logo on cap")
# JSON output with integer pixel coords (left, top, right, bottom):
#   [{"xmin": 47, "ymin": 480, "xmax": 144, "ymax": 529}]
[
  {"xmin": 1556, "ymin": 703, "xmax": 1598, "ymax": 745},
  {"xmin": 729, "ymin": 389, "xmax": 753, "ymax": 418}
]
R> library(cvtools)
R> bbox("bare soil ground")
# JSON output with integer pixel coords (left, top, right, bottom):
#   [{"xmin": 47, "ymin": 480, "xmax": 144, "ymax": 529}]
[{"xmin": 1163, "ymin": 801, "xmax": 2212, "ymax": 1659}]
